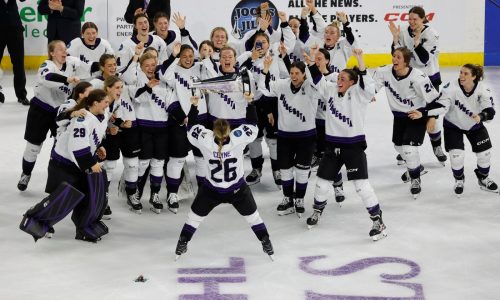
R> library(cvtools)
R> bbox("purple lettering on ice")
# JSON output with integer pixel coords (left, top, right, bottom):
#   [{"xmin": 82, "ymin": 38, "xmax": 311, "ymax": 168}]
[
  {"xmin": 177, "ymin": 257, "xmax": 248, "ymax": 299},
  {"xmin": 177, "ymin": 257, "xmax": 245, "ymax": 274},
  {"xmin": 299, "ymin": 256, "xmax": 425, "ymax": 300}
]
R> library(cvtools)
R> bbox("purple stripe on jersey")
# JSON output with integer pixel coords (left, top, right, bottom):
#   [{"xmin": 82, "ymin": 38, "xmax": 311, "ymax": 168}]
[
  {"xmin": 452, "ymin": 168, "xmax": 464, "ymax": 178},
  {"xmin": 73, "ymin": 147, "xmax": 91, "ymax": 157},
  {"xmin": 391, "ymin": 111, "xmax": 408, "ymax": 118},
  {"xmin": 444, "ymin": 118, "xmax": 481, "ymax": 132},
  {"xmin": 130, "ymin": 120, "xmax": 137, "ymax": 128},
  {"xmin": 278, "ymin": 128, "xmax": 316, "ymax": 138},
  {"xmin": 429, "ymin": 72, "xmax": 441, "ymax": 82},
  {"xmin": 202, "ymin": 178, "xmax": 246, "ymax": 194},
  {"xmin": 208, "ymin": 114, "xmax": 247, "ymax": 127},
  {"xmin": 197, "ymin": 113, "xmax": 208, "ymax": 121},
  {"xmin": 51, "ymin": 150, "xmax": 77, "ymax": 166},
  {"xmin": 136, "ymin": 118, "xmax": 167, "ymax": 128},
  {"xmin": 167, "ymin": 100, "xmax": 181, "ymax": 113},
  {"xmin": 325, "ymin": 135, "xmax": 366, "ymax": 144},
  {"xmin": 31, "ymin": 97, "xmax": 57, "ymax": 113}
]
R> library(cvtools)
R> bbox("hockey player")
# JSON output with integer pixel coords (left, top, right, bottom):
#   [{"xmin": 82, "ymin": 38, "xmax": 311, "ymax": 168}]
[
  {"xmin": 55, "ymin": 81, "xmax": 93, "ymax": 133},
  {"xmin": 175, "ymin": 92, "xmax": 274, "ymax": 260},
  {"xmin": 17, "ymin": 40, "xmax": 98, "ymax": 191},
  {"xmin": 22, "ymin": 89, "xmax": 110, "ymax": 242},
  {"xmin": 299, "ymin": 10, "xmax": 357, "ymax": 74},
  {"xmin": 158, "ymin": 44, "xmax": 212, "ymax": 213},
  {"xmin": 306, "ymin": 48, "xmax": 387, "ymax": 241},
  {"xmin": 238, "ymin": 32, "xmax": 292, "ymax": 187},
  {"xmin": 389, "ymin": 6, "xmax": 446, "ymax": 165},
  {"xmin": 373, "ymin": 47, "xmax": 440, "ymax": 198},
  {"xmin": 116, "ymin": 13, "xmax": 167, "ymax": 73},
  {"xmin": 424, "ymin": 64, "xmax": 498, "ymax": 195},
  {"xmin": 258, "ymin": 55, "xmax": 318, "ymax": 217},
  {"xmin": 152, "ymin": 12, "xmax": 198, "ymax": 58},
  {"xmin": 67, "ymin": 22, "xmax": 114, "ymax": 80},
  {"xmin": 131, "ymin": 52, "xmax": 190, "ymax": 214}
]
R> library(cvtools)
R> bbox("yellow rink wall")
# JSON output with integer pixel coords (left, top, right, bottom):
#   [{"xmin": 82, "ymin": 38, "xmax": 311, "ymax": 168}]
[{"xmin": 1, "ymin": 52, "xmax": 484, "ymax": 71}]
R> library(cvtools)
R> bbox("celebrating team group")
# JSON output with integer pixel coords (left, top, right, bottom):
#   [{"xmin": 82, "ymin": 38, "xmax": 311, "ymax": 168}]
[{"xmin": 17, "ymin": 0, "xmax": 497, "ymax": 260}]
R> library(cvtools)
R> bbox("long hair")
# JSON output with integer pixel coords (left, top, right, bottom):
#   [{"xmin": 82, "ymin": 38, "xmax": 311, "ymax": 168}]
[
  {"xmin": 70, "ymin": 81, "xmax": 93, "ymax": 101},
  {"xmin": 409, "ymin": 6, "xmax": 429, "ymax": 24},
  {"xmin": 103, "ymin": 76, "xmax": 123, "ymax": 94},
  {"xmin": 99, "ymin": 53, "xmax": 116, "ymax": 68},
  {"xmin": 47, "ymin": 40, "xmax": 65, "ymax": 60},
  {"xmin": 213, "ymin": 119, "xmax": 231, "ymax": 162},
  {"xmin": 463, "ymin": 64, "xmax": 484, "ymax": 84},
  {"xmin": 67, "ymin": 89, "xmax": 107, "ymax": 115}
]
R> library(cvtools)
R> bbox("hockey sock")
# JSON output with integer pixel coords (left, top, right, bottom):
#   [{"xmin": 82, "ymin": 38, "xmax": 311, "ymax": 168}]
[
  {"xmin": 123, "ymin": 156, "xmax": 138, "ymax": 186},
  {"xmin": 248, "ymin": 136, "xmax": 263, "ymax": 160},
  {"xmin": 295, "ymin": 164, "xmax": 310, "ymax": 198},
  {"xmin": 244, "ymin": 211, "xmax": 269, "ymax": 241},
  {"xmin": 476, "ymin": 150, "xmax": 491, "ymax": 176},
  {"xmin": 353, "ymin": 179, "xmax": 379, "ymax": 210},
  {"xmin": 313, "ymin": 177, "xmax": 331, "ymax": 203},
  {"xmin": 394, "ymin": 145, "xmax": 405, "ymax": 160},
  {"xmin": 166, "ymin": 157, "xmax": 186, "ymax": 194},
  {"xmin": 333, "ymin": 172, "xmax": 343, "ymax": 186},
  {"xmin": 281, "ymin": 167, "xmax": 294, "ymax": 197},
  {"xmin": 449, "ymin": 149, "xmax": 465, "ymax": 179},
  {"xmin": 22, "ymin": 142, "xmax": 42, "ymax": 175},
  {"xmin": 265, "ymin": 137, "xmax": 278, "ymax": 160},
  {"xmin": 103, "ymin": 160, "xmax": 117, "ymax": 182},
  {"xmin": 181, "ymin": 210, "xmax": 205, "ymax": 241},
  {"xmin": 428, "ymin": 131, "xmax": 442, "ymax": 147},
  {"xmin": 366, "ymin": 204, "xmax": 381, "ymax": 216},
  {"xmin": 149, "ymin": 158, "xmax": 164, "ymax": 193},
  {"xmin": 403, "ymin": 145, "xmax": 421, "ymax": 179}
]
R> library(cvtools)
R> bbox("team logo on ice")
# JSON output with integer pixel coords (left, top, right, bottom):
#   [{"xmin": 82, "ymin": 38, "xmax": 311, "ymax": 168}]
[{"xmin": 231, "ymin": 0, "xmax": 279, "ymax": 39}]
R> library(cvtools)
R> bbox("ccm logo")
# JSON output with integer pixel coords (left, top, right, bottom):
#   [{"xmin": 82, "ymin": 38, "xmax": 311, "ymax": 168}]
[
  {"xmin": 347, "ymin": 168, "xmax": 358, "ymax": 173},
  {"xmin": 384, "ymin": 12, "xmax": 435, "ymax": 22},
  {"xmin": 477, "ymin": 138, "xmax": 490, "ymax": 146}
]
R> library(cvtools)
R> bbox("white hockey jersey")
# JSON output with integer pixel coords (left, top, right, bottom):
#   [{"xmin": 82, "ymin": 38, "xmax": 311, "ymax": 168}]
[
  {"xmin": 52, "ymin": 110, "xmax": 109, "ymax": 171},
  {"xmin": 117, "ymin": 35, "xmax": 167, "ymax": 71},
  {"xmin": 67, "ymin": 37, "xmax": 114, "ymax": 68},
  {"xmin": 315, "ymin": 72, "xmax": 338, "ymax": 123},
  {"xmin": 436, "ymin": 80, "xmax": 495, "ymax": 131},
  {"xmin": 395, "ymin": 25, "xmax": 440, "ymax": 81},
  {"xmin": 187, "ymin": 123, "xmax": 257, "ymax": 192},
  {"xmin": 55, "ymin": 98, "xmax": 77, "ymax": 132},
  {"xmin": 373, "ymin": 65, "xmax": 439, "ymax": 116},
  {"xmin": 158, "ymin": 60, "xmax": 209, "ymax": 123},
  {"xmin": 32, "ymin": 57, "xmax": 93, "ymax": 112},
  {"xmin": 314, "ymin": 71, "xmax": 375, "ymax": 146},
  {"xmin": 258, "ymin": 75, "xmax": 318, "ymax": 137},
  {"xmin": 132, "ymin": 70, "xmax": 179, "ymax": 128}
]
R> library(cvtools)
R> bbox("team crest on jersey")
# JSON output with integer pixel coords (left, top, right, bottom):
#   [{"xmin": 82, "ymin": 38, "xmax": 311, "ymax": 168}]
[
  {"xmin": 77, "ymin": 116, "xmax": 85, "ymax": 122},
  {"xmin": 233, "ymin": 130, "xmax": 242, "ymax": 137},
  {"xmin": 231, "ymin": 0, "xmax": 279, "ymax": 39},
  {"xmin": 40, "ymin": 62, "xmax": 47, "ymax": 68}
]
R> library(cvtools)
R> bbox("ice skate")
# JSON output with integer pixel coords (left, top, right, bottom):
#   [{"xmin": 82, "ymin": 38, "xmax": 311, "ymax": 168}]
[
  {"xmin": 17, "ymin": 173, "xmax": 31, "ymax": 191},
  {"xmin": 396, "ymin": 154, "xmax": 406, "ymax": 166},
  {"xmin": 333, "ymin": 181, "xmax": 345, "ymax": 206},
  {"xmin": 45, "ymin": 227, "xmax": 55, "ymax": 239},
  {"xmin": 369, "ymin": 211, "xmax": 387, "ymax": 241},
  {"xmin": 272, "ymin": 170, "xmax": 282, "ymax": 189},
  {"xmin": 401, "ymin": 165, "xmax": 427, "ymax": 183},
  {"xmin": 167, "ymin": 193, "xmax": 179, "ymax": 214},
  {"xmin": 410, "ymin": 178, "xmax": 421, "ymax": 199},
  {"xmin": 149, "ymin": 192, "xmax": 163, "ymax": 214},
  {"xmin": 102, "ymin": 204, "xmax": 112, "ymax": 220},
  {"xmin": 127, "ymin": 193, "xmax": 142, "ymax": 214},
  {"xmin": 174, "ymin": 236, "xmax": 189, "ymax": 261},
  {"xmin": 261, "ymin": 236, "xmax": 274, "ymax": 261},
  {"xmin": 277, "ymin": 197, "xmax": 295, "ymax": 216},
  {"xmin": 306, "ymin": 209, "xmax": 323, "ymax": 229},
  {"xmin": 475, "ymin": 169, "xmax": 499, "ymax": 193},
  {"xmin": 294, "ymin": 198, "xmax": 305, "ymax": 218},
  {"xmin": 433, "ymin": 146, "xmax": 447, "ymax": 166},
  {"xmin": 245, "ymin": 168, "xmax": 262, "ymax": 185},
  {"xmin": 454, "ymin": 178, "xmax": 465, "ymax": 197}
]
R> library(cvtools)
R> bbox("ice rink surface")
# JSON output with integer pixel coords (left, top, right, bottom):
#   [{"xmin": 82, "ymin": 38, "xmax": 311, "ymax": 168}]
[{"xmin": 0, "ymin": 67, "xmax": 499, "ymax": 300}]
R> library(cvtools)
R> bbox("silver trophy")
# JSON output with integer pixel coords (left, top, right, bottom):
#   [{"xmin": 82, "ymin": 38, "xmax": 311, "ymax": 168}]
[{"xmin": 191, "ymin": 67, "xmax": 253, "ymax": 95}]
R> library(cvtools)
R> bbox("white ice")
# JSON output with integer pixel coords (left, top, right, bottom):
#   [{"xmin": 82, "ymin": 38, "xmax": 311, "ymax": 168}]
[{"xmin": 0, "ymin": 67, "xmax": 499, "ymax": 300}]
